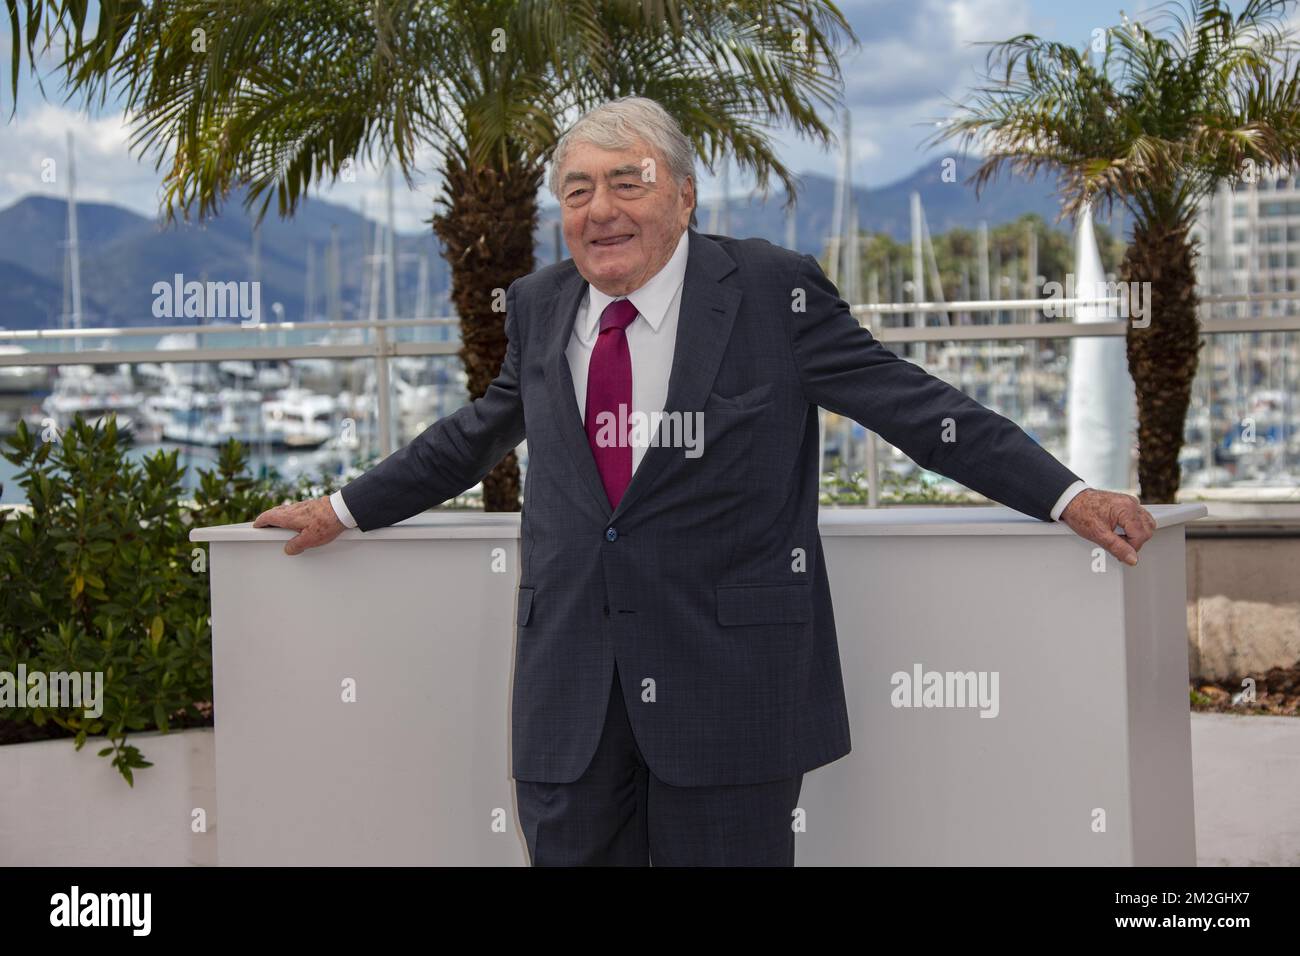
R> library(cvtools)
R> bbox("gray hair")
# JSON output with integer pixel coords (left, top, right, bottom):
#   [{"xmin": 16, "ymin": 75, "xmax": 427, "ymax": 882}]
[{"xmin": 549, "ymin": 96, "xmax": 697, "ymax": 223}]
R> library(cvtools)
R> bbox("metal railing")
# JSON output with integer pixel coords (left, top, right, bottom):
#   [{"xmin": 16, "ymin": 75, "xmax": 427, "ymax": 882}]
[
  {"xmin": 3, "ymin": 290, "xmax": 1299, "ymax": 492},
  {"xmin": 856, "ymin": 290, "xmax": 1300, "ymax": 340}
]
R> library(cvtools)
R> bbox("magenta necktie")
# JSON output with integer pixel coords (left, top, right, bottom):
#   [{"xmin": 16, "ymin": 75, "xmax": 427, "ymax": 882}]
[{"xmin": 585, "ymin": 298, "xmax": 638, "ymax": 509}]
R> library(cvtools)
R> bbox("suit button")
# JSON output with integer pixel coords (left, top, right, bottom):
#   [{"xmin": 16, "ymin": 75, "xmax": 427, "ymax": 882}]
[{"xmin": 605, "ymin": 527, "xmax": 618, "ymax": 542}]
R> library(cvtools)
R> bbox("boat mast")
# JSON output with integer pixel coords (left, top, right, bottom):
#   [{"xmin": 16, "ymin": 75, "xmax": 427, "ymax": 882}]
[{"xmin": 65, "ymin": 131, "xmax": 83, "ymax": 352}]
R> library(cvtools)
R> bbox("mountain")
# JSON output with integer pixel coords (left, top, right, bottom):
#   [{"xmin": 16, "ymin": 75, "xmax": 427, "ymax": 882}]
[
  {"xmin": 1, "ymin": 156, "xmax": 1084, "ymax": 329},
  {"xmin": 0, "ymin": 189, "xmax": 447, "ymax": 330},
  {"xmin": 0, "ymin": 195, "xmax": 154, "ymax": 281},
  {"xmin": 0, "ymin": 259, "xmax": 70, "ymax": 330},
  {"xmin": 842, "ymin": 155, "xmax": 1075, "ymax": 239}
]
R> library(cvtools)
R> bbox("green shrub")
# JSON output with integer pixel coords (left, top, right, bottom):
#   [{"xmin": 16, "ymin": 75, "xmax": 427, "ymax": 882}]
[
  {"xmin": 819, "ymin": 461, "xmax": 973, "ymax": 506},
  {"xmin": 0, "ymin": 414, "xmax": 346, "ymax": 784}
]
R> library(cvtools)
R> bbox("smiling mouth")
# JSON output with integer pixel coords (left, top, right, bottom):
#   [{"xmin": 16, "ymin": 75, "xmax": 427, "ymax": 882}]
[{"xmin": 590, "ymin": 235, "xmax": 633, "ymax": 247}]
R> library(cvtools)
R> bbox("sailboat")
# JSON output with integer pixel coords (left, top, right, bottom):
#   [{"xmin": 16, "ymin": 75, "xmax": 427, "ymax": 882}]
[
  {"xmin": 42, "ymin": 361, "xmax": 144, "ymax": 434},
  {"xmin": 145, "ymin": 385, "xmax": 264, "ymax": 446},
  {"xmin": 262, "ymin": 387, "xmax": 336, "ymax": 448},
  {"xmin": 36, "ymin": 133, "xmax": 145, "ymax": 435}
]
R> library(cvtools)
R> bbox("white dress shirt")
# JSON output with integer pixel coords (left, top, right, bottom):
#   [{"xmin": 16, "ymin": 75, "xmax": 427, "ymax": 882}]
[
  {"xmin": 564, "ymin": 227, "xmax": 690, "ymax": 474},
  {"xmin": 330, "ymin": 229, "xmax": 1086, "ymax": 526}
]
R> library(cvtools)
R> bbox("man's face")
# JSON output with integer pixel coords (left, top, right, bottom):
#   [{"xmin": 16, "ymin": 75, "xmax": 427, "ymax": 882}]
[{"xmin": 558, "ymin": 138, "xmax": 695, "ymax": 297}]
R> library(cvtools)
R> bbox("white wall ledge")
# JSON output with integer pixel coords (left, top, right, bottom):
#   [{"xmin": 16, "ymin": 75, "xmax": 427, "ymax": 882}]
[{"xmin": 191, "ymin": 503, "xmax": 1208, "ymax": 542}]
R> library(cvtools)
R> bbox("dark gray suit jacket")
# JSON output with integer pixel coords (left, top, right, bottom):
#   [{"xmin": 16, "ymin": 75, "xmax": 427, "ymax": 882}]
[{"xmin": 340, "ymin": 229, "xmax": 1081, "ymax": 786}]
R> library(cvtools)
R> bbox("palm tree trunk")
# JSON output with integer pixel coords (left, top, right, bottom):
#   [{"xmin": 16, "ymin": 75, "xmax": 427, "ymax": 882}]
[
  {"xmin": 433, "ymin": 156, "xmax": 541, "ymax": 511},
  {"xmin": 1122, "ymin": 220, "xmax": 1202, "ymax": 503}
]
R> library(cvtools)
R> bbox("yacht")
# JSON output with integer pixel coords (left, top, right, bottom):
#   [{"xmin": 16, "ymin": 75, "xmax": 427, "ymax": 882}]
[
  {"xmin": 263, "ymin": 387, "xmax": 336, "ymax": 448},
  {"xmin": 145, "ymin": 385, "xmax": 265, "ymax": 446},
  {"xmin": 136, "ymin": 333, "xmax": 219, "ymax": 391},
  {"xmin": 220, "ymin": 359, "xmax": 292, "ymax": 391},
  {"xmin": 42, "ymin": 363, "xmax": 143, "ymax": 434}
]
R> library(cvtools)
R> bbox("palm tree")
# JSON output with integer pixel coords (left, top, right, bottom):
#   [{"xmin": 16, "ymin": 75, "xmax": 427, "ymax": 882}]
[
  {"xmin": 8, "ymin": 0, "xmax": 856, "ymax": 510},
  {"xmin": 930, "ymin": 0, "xmax": 1300, "ymax": 502}
]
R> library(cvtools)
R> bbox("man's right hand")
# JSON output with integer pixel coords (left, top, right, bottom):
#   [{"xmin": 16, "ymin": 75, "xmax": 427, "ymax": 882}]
[{"xmin": 253, "ymin": 497, "xmax": 347, "ymax": 555}]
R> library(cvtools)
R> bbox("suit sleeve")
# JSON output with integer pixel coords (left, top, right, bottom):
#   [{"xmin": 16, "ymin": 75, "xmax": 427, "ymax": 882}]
[
  {"xmin": 786, "ymin": 252, "xmax": 1081, "ymax": 521},
  {"xmin": 338, "ymin": 281, "xmax": 527, "ymax": 531}
]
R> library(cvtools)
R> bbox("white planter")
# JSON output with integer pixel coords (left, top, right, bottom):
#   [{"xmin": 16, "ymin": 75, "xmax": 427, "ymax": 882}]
[
  {"xmin": 194, "ymin": 505, "xmax": 1206, "ymax": 866},
  {"xmin": 0, "ymin": 727, "xmax": 216, "ymax": 866}
]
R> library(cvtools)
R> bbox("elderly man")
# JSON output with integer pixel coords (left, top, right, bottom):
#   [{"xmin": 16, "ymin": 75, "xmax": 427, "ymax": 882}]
[{"xmin": 256, "ymin": 96, "xmax": 1155, "ymax": 867}]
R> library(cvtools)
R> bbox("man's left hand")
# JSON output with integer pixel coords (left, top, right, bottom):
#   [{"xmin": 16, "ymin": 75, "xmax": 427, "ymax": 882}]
[{"xmin": 1059, "ymin": 489, "xmax": 1157, "ymax": 566}]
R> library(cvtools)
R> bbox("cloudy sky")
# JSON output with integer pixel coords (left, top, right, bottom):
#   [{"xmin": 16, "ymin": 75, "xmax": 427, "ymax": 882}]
[{"xmin": 0, "ymin": 0, "xmax": 1266, "ymax": 231}]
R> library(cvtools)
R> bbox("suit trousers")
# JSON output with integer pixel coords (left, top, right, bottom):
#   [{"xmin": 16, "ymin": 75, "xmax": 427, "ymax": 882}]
[{"xmin": 515, "ymin": 665, "xmax": 803, "ymax": 866}]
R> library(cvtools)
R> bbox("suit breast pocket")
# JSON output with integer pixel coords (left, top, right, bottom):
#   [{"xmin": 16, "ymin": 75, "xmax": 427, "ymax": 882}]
[
  {"xmin": 715, "ymin": 583, "xmax": 811, "ymax": 626},
  {"xmin": 705, "ymin": 382, "xmax": 775, "ymax": 412}
]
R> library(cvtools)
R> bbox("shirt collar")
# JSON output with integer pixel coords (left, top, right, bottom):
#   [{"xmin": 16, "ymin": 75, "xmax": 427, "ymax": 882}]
[{"xmin": 580, "ymin": 229, "xmax": 690, "ymax": 339}]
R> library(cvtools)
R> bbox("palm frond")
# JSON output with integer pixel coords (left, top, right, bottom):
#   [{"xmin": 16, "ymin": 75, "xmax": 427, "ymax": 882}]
[
  {"xmin": 929, "ymin": 0, "xmax": 1300, "ymax": 230},
  {"xmin": 21, "ymin": 0, "xmax": 854, "ymax": 225}
]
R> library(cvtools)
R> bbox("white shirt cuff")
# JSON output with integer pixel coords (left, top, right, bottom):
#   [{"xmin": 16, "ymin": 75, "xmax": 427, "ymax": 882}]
[
  {"xmin": 1050, "ymin": 480, "xmax": 1089, "ymax": 521},
  {"xmin": 330, "ymin": 490, "xmax": 358, "ymax": 529}
]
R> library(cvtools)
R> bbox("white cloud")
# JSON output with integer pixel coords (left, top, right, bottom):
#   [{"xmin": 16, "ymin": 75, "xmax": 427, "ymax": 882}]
[
  {"xmin": 0, "ymin": 102, "xmax": 152, "ymax": 207},
  {"xmin": 0, "ymin": 99, "xmax": 449, "ymax": 232},
  {"xmin": 948, "ymin": 0, "xmax": 1031, "ymax": 42},
  {"xmin": 765, "ymin": 0, "xmax": 1033, "ymax": 189},
  {"xmin": 1, "ymin": 0, "xmax": 1045, "ymax": 218}
]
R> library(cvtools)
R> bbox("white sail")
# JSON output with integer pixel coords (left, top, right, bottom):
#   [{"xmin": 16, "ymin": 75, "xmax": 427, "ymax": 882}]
[{"xmin": 1066, "ymin": 201, "xmax": 1135, "ymax": 490}]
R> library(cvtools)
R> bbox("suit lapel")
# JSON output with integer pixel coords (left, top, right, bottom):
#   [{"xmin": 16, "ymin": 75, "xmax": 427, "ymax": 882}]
[
  {"xmin": 540, "ymin": 230, "xmax": 742, "ymax": 521},
  {"xmin": 542, "ymin": 264, "xmax": 612, "ymax": 516},
  {"xmin": 612, "ymin": 232, "xmax": 741, "ymax": 520}
]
